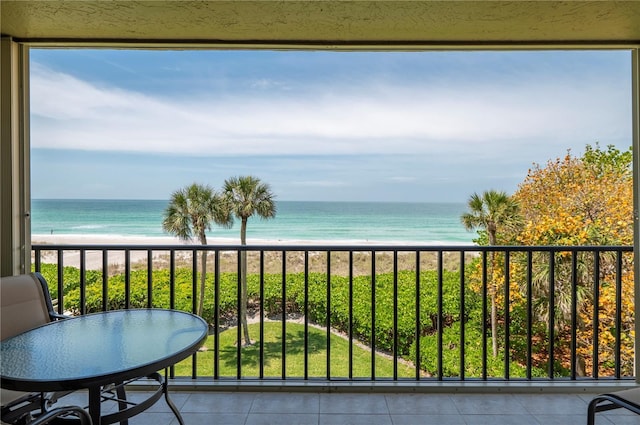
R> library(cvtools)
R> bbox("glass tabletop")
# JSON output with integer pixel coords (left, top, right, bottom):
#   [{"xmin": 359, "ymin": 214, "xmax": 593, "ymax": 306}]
[{"xmin": 0, "ymin": 309, "xmax": 208, "ymax": 392}]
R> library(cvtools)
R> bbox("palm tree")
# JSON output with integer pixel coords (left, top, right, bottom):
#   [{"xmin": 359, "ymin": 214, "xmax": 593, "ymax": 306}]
[
  {"xmin": 223, "ymin": 176, "xmax": 276, "ymax": 346},
  {"xmin": 162, "ymin": 183, "xmax": 232, "ymax": 316},
  {"xmin": 461, "ymin": 190, "xmax": 520, "ymax": 357}
]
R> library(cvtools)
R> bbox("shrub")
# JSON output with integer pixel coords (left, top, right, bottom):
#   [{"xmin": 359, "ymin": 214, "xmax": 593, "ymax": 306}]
[{"xmin": 57, "ymin": 264, "xmax": 497, "ymax": 375}]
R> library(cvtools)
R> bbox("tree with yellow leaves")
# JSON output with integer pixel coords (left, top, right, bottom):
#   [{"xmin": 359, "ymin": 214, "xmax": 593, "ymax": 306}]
[{"xmin": 511, "ymin": 144, "xmax": 633, "ymax": 376}]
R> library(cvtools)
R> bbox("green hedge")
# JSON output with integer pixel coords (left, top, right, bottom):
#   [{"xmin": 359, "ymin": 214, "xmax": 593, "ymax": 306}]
[
  {"xmin": 57, "ymin": 268, "xmax": 473, "ymax": 354},
  {"xmin": 40, "ymin": 264, "xmax": 501, "ymax": 376}
]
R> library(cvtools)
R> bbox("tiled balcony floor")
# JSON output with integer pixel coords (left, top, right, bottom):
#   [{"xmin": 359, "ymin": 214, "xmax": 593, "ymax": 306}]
[{"xmin": 56, "ymin": 389, "xmax": 639, "ymax": 425}]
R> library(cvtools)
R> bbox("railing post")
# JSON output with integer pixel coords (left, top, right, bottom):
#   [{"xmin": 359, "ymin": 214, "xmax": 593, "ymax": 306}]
[
  {"xmin": 593, "ymin": 250, "xmax": 601, "ymax": 379},
  {"xmin": 214, "ymin": 250, "xmax": 220, "ymax": 380},
  {"xmin": 260, "ymin": 250, "xmax": 266, "ymax": 380},
  {"xmin": 481, "ymin": 251, "xmax": 488, "ymax": 380},
  {"xmin": 348, "ymin": 250, "xmax": 354, "ymax": 380},
  {"xmin": 526, "ymin": 250, "xmax": 533, "ymax": 380},
  {"xmin": 326, "ymin": 250, "xmax": 332, "ymax": 380},
  {"xmin": 548, "ymin": 250, "xmax": 555, "ymax": 379},
  {"xmin": 615, "ymin": 249, "xmax": 623, "ymax": 379},
  {"xmin": 571, "ymin": 251, "xmax": 578, "ymax": 380},
  {"xmin": 57, "ymin": 248, "xmax": 64, "ymax": 315},
  {"xmin": 79, "ymin": 250, "xmax": 86, "ymax": 315},
  {"xmin": 460, "ymin": 250, "xmax": 466, "ymax": 380},
  {"xmin": 371, "ymin": 250, "xmax": 376, "ymax": 380},
  {"xmin": 125, "ymin": 249, "xmax": 131, "ymax": 309},
  {"xmin": 148, "ymin": 249, "xmax": 154, "ymax": 309},
  {"xmin": 503, "ymin": 250, "xmax": 510, "ymax": 380},
  {"xmin": 102, "ymin": 250, "xmax": 108, "ymax": 312},
  {"xmin": 437, "ymin": 250, "xmax": 444, "ymax": 380},
  {"xmin": 304, "ymin": 250, "xmax": 310, "ymax": 380},
  {"xmin": 415, "ymin": 250, "xmax": 421, "ymax": 381},
  {"xmin": 236, "ymin": 248, "xmax": 242, "ymax": 379},
  {"xmin": 281, "ymin": 250, "xmax": 287, "ymax": 379},
  {"xmin": 393, "ymin": 250, "xmax": 399, "ymax": 380}
]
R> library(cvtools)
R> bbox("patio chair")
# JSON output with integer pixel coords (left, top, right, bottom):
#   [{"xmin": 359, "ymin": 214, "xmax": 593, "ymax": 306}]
[
  {"xmin": 1, "ymin": 273, "xmax": 157, "ymax": 425},
  {"xmin": 587, "ymin": 387, "xmax": 640, "ymax": 425},
  {"xmin": 28, "ymin": 406, "xmax": 92, "ymax": 425},
  {"xmin": 0, "ymin": 272, "xmax": 69, "ymax": 424}
]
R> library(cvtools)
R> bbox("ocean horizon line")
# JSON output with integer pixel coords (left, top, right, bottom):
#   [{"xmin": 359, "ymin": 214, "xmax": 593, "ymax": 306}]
[{"xmin": 32, "ymin": 198, "xmax": 467, "ymax": 205}]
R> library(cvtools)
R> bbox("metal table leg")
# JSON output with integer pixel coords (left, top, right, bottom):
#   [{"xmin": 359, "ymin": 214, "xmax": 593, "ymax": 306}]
[
  {"xmin": 162, "ymin": 369, "xmax": 185, "ymax": 425},
  {"xmin": 88, "ymin": 387, "xmax": 102, "ymax": 425}
]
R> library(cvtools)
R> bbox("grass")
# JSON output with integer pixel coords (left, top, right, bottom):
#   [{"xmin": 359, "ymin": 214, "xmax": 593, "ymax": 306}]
[{"xmin": 173, "ymin": 321, "xmax": 417, "ymax": 379}]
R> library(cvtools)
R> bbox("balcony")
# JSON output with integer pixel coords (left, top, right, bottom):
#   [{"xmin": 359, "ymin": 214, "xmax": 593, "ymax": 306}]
[
  {"xmin": 2, "ymin": 2, "xmax": 639, "ymax": 423},
  {"xmin": 54, "ymin": 389, "xmax": 638, "ymax": 424},
  {"xmin": 32, "ymin": 243, "xmax": 634, "ymax": 386}
]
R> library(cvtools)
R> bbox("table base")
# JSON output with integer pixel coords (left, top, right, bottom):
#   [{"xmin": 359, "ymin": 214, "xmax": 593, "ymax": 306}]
[{"xmin": 90, "ymin": 370, "xmax": 184, "ymax": 425}]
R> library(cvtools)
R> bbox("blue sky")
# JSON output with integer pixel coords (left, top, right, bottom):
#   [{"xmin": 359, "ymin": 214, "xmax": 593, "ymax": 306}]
[{"xmin": 30, "ymin": 49, "xmax": 632, "ymax": 202}]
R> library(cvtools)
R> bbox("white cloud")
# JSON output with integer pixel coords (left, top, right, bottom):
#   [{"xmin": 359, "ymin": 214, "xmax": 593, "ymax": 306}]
[
  {"xmin": 389, "ymin": 176, "xmax": 417, "ymax": 182},
  {"xmin": 30, "ymin": 63, "xmax": 631, "ymax": 159},
  {"xmin": 291, "ymin": 180, "xmax": 348, "ymax": 187},
  {"xmin": 249, "ymin": 78, "xmax": 290, "ymax": 90}
]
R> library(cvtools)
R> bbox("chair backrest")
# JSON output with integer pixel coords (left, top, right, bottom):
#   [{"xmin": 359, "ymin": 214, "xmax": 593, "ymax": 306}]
[{"xmin": 0, "ymin": 273, "xmax": 57, "ymax": 340}]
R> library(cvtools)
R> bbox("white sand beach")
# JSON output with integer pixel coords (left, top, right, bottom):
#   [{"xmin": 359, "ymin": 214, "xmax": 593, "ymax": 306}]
[
  {"xmin": 32, "ymin": 233, "xmax": 467, "ymax": 247},
  {"xmin": 31, "ymin": 234, "xmax": 410, "ymax": 247},
  {"xmin": 31, "ymin": 234, "xmax": 474, "ymax": 274}
]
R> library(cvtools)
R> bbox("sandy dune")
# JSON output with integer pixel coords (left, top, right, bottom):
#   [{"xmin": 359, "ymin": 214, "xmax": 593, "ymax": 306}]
[{"xmin": 31, "ymin": 234, "xmax": 473, "ymax": 275}]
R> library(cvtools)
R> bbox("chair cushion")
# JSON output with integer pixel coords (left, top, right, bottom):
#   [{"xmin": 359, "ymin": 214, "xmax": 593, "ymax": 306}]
[
  {"xmin": 0, "ymin": 274, "xmax": 57, "ymax": 416},
  {"xmin": 0, "ymin": 274, "xmax": 51, "ymax": 340}
]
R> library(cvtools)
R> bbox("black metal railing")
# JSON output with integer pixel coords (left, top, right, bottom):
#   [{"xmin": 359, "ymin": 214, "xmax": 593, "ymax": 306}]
[{"xmin": 32, "ymin": 243, "xmax": 635, "ymax": 383}]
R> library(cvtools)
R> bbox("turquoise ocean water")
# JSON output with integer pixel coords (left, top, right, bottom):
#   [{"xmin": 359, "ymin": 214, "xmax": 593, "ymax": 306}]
[{"xmin": 31, "ymin": 199, "xmax": 474, "ymax": 244}]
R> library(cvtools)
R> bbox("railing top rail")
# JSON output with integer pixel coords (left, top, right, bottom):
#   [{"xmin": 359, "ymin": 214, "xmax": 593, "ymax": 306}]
[{"xmin": 31, "ymin": 243, "xmax": 633, "ymax": 252}]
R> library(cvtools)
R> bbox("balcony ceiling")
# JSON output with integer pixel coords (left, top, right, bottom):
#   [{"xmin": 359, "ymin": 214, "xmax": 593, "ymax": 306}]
[{"xmin": 1, "ymin": 1, "xmax": 640, "ymax": 48}]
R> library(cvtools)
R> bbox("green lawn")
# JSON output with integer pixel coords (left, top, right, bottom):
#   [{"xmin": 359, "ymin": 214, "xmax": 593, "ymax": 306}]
[{"xmin": 173, "ymin": 321, "xmax": 417, "ymax": 379}]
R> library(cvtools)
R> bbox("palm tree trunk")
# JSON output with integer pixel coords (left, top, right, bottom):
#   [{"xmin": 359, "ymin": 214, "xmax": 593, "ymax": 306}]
[{"xmin": 239, "ymin": 218, "xmax": 251, "ymax": 345}]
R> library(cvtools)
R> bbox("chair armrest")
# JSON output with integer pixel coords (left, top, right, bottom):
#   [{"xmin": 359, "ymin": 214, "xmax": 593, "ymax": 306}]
[
  {"xmin": 50, "ymin": 312, "xmax": 70, "ymax": 321},
  {"xmin": 33, "ymin": 273, "xmax": 71, "ymax": 321},
  {"xmin": 30, "ymin": 406, "xmax": 92, "ymax": 425}
]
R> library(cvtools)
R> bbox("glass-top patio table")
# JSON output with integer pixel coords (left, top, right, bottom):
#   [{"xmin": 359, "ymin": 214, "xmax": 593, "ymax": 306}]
[{"xmin": 0, "ymin": 309, "xmax": 208, "ymax": 425}]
